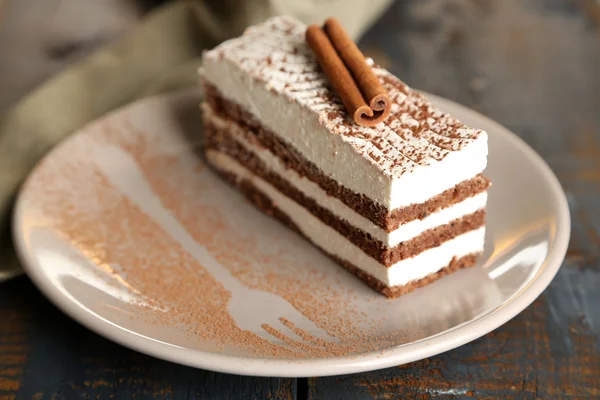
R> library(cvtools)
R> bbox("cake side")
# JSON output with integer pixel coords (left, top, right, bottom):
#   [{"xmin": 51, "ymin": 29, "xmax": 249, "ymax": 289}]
[
  {"xmin": 204, "ymin": 103, "xmax": 487, "ymax": 266},
  {"xmin": 206, "ymin": 148, "xmax": 486, "ymax": 289},
  {"xmin": 202, "ymin": 82, "xmax": 490, "ymax": 232}
]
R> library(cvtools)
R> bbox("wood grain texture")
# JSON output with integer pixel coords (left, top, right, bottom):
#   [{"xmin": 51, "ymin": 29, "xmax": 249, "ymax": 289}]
[{"xmin": 1, "ymin": 0, "xmax": 599, "ymax": 399}]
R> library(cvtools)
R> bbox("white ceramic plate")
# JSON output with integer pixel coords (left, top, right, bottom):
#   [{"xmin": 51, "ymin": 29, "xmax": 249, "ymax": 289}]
[{"xmin": 13, "ymin": 89, "xmax": 570, "ymax": 377}]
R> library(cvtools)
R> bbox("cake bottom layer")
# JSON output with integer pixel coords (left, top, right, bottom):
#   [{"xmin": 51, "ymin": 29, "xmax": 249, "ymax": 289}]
[{"xmin": 205, "ymin": 149, "xmax": 484, "ymax": 297}]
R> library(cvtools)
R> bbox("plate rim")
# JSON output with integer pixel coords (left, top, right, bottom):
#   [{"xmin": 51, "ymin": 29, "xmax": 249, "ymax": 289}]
[{"xmin": 12, "ymin": 89, "xmax": 571, "ymax": 377}]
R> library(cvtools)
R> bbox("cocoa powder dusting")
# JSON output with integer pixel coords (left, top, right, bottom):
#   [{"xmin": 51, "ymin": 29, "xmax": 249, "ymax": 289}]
[{"xmin": 23, "ymin": 112, "xmax": 442, "ymax": 359}]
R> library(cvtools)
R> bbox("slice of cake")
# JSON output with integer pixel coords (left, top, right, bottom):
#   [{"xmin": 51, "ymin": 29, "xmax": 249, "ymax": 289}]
[{"xmin": 199, "ymin": 16, "xmax": 490, "ymax": 298}]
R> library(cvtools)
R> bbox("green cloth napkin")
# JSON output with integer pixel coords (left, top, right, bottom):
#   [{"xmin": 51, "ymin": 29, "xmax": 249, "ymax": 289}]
[{"xmin": 0, "ymin": 0, "xmax": 392, "ymax": 282}]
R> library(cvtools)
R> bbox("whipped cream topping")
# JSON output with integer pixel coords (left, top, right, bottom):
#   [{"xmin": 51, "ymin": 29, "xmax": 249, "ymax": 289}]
[{"xmin": 200, "ymin": 16, "xmax": 488, "ymax": 209}]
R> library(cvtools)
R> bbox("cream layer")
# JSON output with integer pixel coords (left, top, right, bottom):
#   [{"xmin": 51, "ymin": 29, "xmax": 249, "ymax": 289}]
[
  {"xmin": 204, "ymin": 106, "xmax": 487, "ymax": 248},
  {"xmin": 206, "ymin": 150, "xmax": 486, "ymax": 287}
]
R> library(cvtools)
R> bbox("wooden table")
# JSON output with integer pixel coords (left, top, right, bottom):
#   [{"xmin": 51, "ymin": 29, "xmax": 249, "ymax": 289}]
[{"xmin": 1, "ymin": 0, "xmax": 599, "ymax": 398}]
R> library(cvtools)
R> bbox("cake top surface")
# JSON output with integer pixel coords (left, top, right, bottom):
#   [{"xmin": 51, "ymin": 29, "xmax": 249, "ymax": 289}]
[{"xmin": 202, "ymin": 16, "xmax": 485, "ymax": 178}]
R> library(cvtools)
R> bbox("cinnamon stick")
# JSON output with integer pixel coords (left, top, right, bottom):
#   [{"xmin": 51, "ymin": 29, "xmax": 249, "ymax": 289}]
[
  {"xmin": 324, "ymin": 18, "xmax": 391, "ymax": 117},
  {"xmin": 305, "ymin": 19, "xmax": 391, "ymax": 127}
]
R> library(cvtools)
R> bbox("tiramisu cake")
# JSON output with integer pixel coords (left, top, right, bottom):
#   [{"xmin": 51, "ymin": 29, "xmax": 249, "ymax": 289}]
[{"xmin": 199, "ymin": 16, "xmax": 490, "ymax": 298}]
